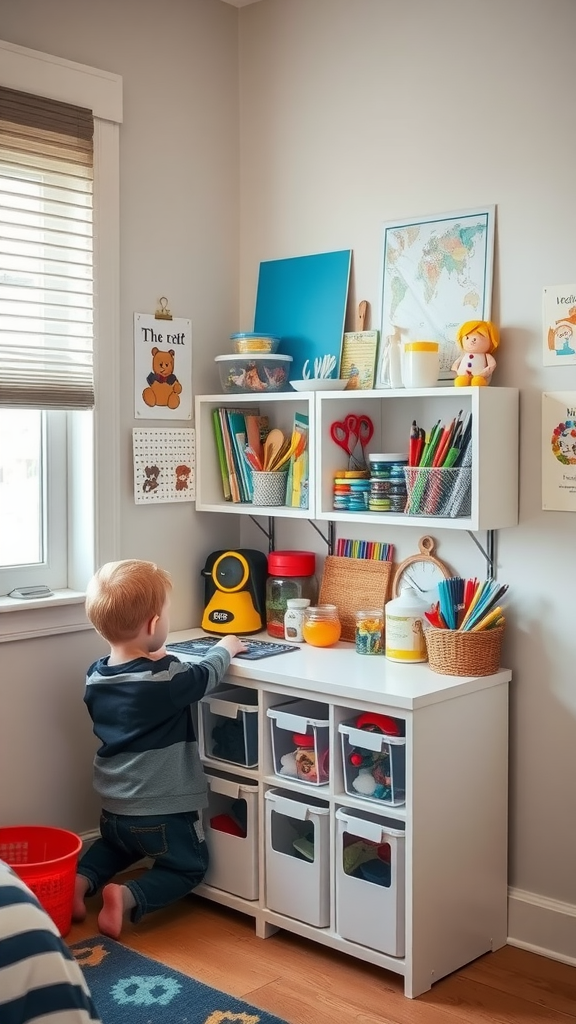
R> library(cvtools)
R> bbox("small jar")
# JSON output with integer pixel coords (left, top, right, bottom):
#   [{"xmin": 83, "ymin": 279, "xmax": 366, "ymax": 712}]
[
  {"xmin": 302, "ymin": 604, "xmax": 341, "ymax": 648},
  {"xmin": 265, "ymin": 551, "xmax": 318, "ymax": 639},
  {"xmin": 284, "ymin": 598, "xmax": 310, "ymax": 642},
  {"xmin": 401, "ymin": 340, "xmax": 440, "ymax": 388},
  {"xmin": 355, "ymin": 608, "xmax": 384, "ymax": 655}
]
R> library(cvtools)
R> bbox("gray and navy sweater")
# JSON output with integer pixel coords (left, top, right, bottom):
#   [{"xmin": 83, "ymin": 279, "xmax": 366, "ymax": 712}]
[{"xmin": 84, "ymin": 647, "xmax": 230, "ymax": 816}]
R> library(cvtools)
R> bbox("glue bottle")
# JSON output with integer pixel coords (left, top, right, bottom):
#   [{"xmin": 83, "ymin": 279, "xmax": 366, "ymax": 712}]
[{"xmin": 385, "ymin": 587, "xmax": 429, "ymax": 663}]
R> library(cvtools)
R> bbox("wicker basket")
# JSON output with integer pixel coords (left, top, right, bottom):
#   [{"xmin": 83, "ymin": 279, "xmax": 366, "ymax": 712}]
[
  {"xmin": 319, "ymin": 555, "xmax": 392, "ymax": 642},
  {"xmin": 424, "ymin": 625, "xmax": 505, "ymax": 676}
]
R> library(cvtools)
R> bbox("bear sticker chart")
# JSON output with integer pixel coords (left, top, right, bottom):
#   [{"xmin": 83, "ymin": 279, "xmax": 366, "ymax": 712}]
[
  {"xmin": 167, "ymin": 637, "xmax": 297, "ymax": 660},
  {"xmin": 133, "ymin": 312, "xmax": 192, "ymax": 419},
  {"xmin": 132, "ymin": 427, "xmax": 195, "ymax": 504}
]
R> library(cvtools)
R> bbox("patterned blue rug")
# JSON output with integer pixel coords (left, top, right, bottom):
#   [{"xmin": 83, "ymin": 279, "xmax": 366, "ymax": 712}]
[{"xmin": 71, "ymin": 937, "xmax": 289, "ymax": 1024}]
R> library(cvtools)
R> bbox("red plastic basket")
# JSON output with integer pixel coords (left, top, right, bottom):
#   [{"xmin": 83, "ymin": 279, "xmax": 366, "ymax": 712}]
[{"xmin": 0, "ymin": 825, "xmax": 82, "ymax": 936}]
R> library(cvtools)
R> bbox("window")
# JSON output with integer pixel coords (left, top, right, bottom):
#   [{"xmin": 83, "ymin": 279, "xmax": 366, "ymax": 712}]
[
  {"xmin": 0, "ymin": 87, "xmax": 93, "ymax": 594},
  {"xmin": 0, "ymin": 40, "xmax": 121, "ymax": 620}
]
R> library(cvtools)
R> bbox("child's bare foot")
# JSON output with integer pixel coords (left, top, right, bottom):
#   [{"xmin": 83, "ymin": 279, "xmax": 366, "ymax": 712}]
[
  {"xmin": 72, "ymin": 875, "xmax": 90, "ymax": 922},
  {"xmin": 98, "ymin": 883, "xmax": 135, "ymax": 939}
]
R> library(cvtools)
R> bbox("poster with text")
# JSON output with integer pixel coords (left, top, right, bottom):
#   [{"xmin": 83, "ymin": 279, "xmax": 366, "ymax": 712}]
[
  {"xmin": 542, "ymin": 391, "xmax": 576, "ymax": 511},
  {"xmin": 134, "ymin": 313, "xmax": 192, "ymax": 419},
  {"xmin": 543, "ymin": 285, "xmax": 576, "ymax": 366}
]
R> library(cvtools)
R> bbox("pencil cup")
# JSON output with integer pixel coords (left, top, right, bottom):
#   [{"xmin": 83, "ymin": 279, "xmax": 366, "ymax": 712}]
[
  {"xmin": 424, "ymin": 625, "xmax": 505, "ymax": 676},
  {"xmin": 252, "ymin": 471, "xmax": 287, "ymax": 507},
  {"xmin": 403, "ymin": 467, "xmax": 471, "ymax": 517}
]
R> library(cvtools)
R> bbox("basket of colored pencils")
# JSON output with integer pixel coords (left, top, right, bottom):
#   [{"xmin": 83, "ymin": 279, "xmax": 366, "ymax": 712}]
[{"xmin": 424, "ymin": 576, "xmax": 507, "ymax": 677}]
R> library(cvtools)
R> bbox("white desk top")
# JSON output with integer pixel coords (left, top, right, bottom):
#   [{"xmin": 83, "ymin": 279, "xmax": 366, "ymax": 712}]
[{"xmin": 168, "ymin": 628, "xmax": 511, "ymax": 711}]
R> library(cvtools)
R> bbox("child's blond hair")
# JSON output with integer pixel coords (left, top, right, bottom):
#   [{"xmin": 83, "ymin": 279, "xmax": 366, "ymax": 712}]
[{"xmin": 85, "ymin": 559, "xmax": 172, "ymax": 644}]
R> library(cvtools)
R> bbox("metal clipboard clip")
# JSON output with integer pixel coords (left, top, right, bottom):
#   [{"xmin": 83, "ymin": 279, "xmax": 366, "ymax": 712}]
[{"xmin": 155, "ymin": 296, "xmax": 173, "ymax": 320}]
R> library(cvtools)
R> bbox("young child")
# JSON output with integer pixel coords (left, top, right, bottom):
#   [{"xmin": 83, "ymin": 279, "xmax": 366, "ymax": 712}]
[{"xmin": 73, "ymin": 558, "xmax": 247, "ymax": 939}]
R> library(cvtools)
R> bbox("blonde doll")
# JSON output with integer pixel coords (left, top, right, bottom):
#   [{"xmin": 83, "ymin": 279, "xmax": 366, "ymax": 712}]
[{"xmin": 452, "ymin": 320, "xmax": 499, "ymax": 386}]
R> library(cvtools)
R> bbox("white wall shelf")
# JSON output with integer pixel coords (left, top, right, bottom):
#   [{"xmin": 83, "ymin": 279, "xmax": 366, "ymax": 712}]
[
  {"xmin": 195, "ymin": 386, "xmax": 518, "ymax": 531},
  {"xmin": 172, "ymin": 629, "xmax": 510, "ymax": 999}
]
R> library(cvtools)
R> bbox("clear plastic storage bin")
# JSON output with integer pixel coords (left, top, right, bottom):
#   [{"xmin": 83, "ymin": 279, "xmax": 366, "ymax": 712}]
[
  {"xmin": 339, "ymin": 717, "xmax": 406, "ymax": 806},
  {"xmin": 199, "ymin": 687, "xmax": 259, "ymax": 768},
  {"xmin": 336, "ymin": 807, "xmax": 405, "ymax": 957},
  {"xmin": 267, "ymin": 699, "xmax": 330, "ymax": 786},
  {"xmin": 265, "ymin": 788, "xmax": 330, "ymax": 927},
  {"xmin": 203, "ymin": 771, "xmax": 258, "ymax": 900}
]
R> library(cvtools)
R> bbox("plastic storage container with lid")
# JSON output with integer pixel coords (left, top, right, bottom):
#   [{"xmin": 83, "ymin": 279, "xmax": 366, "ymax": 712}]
[
  {"xmin": 230, "ymin": 333, "xmax": 280, "ymax": 354},
  {"xmin": 265, "ymin": 551, "xmax": 318, "ymax": 638}
]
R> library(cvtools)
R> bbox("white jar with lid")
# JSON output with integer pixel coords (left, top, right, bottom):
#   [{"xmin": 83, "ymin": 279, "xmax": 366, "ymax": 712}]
[
  {"xmin": 385, "ymin": 587, "xmax": 429, "ymax": 663},
  {"xmin": 401, "ymin": 341, "xmax": 440, "ymax": 388},
  {"xmin": 284, "ymin": 598, "xmax": 311, "ymax": 642}
]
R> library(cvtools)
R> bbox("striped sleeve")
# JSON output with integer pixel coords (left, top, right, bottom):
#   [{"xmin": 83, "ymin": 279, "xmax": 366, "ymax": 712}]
[
  {"xmin": 167, "ymin": 644, "xmax": 231, "ymax": 707},
  {"xmin": 0, "ymin": 865, "xmax": 101, "ymax": 1024}
]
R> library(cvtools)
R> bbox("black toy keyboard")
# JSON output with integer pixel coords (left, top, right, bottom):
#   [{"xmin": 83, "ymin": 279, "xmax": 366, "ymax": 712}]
[{"xmin": 167, "ymin": 637, "xmax": 297, "ymax": 661}]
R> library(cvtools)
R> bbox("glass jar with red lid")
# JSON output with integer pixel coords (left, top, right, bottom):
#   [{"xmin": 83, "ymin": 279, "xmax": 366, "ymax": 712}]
[{"xmin": 265, "ymin": 550, "xmax": 318, "ymax": 639}]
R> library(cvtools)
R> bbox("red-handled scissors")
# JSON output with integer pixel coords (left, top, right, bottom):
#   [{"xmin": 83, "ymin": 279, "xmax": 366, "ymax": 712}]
[{"xmin": 330, "ymin": 414, "xmax": 374, "ymax": 468}]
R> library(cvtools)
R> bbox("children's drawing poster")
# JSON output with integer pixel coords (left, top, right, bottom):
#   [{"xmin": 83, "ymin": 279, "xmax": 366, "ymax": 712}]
[
  {"xmin": 133, "ymin": 428, "xmax": 195, "ymax": 504},
  {"xmin": 253, "ymin": 250, "xmax": 351, "ymax": 380},
  {"xmin": 543, "ymin": 285, "xmax": 576, "ymax": 366},
  {"xmin": 134, "ymin": 313, "xmax": 192, "ymax": 419},
  {"xmin": 542, "ymin": 392, "xmax": 576, "ymax": 511}
]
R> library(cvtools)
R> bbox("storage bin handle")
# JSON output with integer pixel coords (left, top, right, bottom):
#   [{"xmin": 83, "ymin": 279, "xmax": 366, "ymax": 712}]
[
  {"xmin": 207, "ymin": 776, "xmax": 240, "ymax": 799},
  {"xmin": 340, "ymin": 724, "xmax": 405, "ymax": 750},
  {"xmin": 208, "ymin": 698, "xmax": 241, "ymax": 718},
  {"xmin": 265, "ymin": 791, "xmax": 310, "ymax": 820},
  {"xmin": 336, "ymin": 808, "xmax": 405, "ymax": 842},
  {"xmin": 272, "ymin": 711, "xmax": 310, "ymax": 732}
]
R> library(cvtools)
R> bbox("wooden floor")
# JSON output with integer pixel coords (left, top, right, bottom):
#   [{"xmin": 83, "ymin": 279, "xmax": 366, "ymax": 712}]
[{"xmin": 68, "ymin": 887, "xmax": 576, "ymax": 1024}]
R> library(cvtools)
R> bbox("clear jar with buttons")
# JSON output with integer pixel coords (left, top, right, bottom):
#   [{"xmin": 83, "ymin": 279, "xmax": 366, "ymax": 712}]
[{"xmin": 265, "ymin": 551, "xmax": 318, "ymax": 639}]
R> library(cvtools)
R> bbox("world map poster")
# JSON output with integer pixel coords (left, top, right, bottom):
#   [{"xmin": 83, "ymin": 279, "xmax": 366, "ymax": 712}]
[{"xmin": 378, "ymin": 207, "xmax": 495, "ymax": 383}]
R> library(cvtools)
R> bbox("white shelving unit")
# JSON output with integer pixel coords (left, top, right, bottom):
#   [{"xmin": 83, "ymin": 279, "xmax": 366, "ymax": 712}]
[
  {"xmin": 195, "ymin": 386, "xmax": 519, "ymax": 530},
  {"xmin": 195, "ymin": 392, "xmax": 316, "ymax": 518},
  {"xmin": 171, "ymin": 629, "xmax": 510, "ymax": 999}
]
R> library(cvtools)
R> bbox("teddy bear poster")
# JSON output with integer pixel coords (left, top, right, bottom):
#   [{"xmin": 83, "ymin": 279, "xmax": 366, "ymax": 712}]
[{"xmin": 134, "ymin": 312, "xmax": 192, "ymax": 419}]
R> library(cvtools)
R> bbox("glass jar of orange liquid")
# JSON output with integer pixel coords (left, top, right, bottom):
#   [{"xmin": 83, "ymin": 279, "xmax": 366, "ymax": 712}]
[{"xmin": 302, "ymin": 604, "xmax": 341, "ymax": 647}]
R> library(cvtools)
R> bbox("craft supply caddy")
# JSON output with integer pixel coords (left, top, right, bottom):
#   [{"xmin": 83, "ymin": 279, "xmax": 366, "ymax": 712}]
[{"xmin": 171, "ymin": 627, "xmax": 510, "ymax": 999}]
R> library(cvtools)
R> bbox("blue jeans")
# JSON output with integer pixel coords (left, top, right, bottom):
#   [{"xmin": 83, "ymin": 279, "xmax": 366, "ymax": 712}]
[{"xmin": 78, "ymin": 809, "xmax": 209, "ymax": 922}]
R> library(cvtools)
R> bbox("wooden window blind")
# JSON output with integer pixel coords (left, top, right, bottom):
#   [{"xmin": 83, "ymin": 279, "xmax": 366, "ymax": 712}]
[{"xmin": 0, "ymin": 87, "xmax": 94, "ymax": 409}]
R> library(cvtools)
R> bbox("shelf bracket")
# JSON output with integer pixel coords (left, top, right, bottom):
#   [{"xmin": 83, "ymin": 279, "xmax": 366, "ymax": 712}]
[
  {"xmin": 466, "ymin": 529, "xmax": 496, "ymax": 579},
  {"xmin": 248, "ymin": 515, "xmax": 276, "ymax": 553},
  {"xmin": 307, "ymin": 520, "xmax": 336, "ymax": 555}
]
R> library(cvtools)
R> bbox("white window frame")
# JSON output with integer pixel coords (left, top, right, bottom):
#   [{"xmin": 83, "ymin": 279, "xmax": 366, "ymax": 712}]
[{"xmin": 0, "ymin": 39, "xmax": 122, "ymax": 639}]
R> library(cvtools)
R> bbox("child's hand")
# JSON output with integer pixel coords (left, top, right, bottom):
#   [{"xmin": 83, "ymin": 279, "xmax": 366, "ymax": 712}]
[{"xmin": 215, "ymin": 634, "xmax": 248, "ymax": 658}]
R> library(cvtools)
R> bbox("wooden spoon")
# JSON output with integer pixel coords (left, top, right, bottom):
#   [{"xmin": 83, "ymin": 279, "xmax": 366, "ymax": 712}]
[
  {"xmin": 271, "ymin": 432, "xmax": 302, "ymax": 472},
  {"xmin": 267, "ymin": 437, "xmax": 292, "ymax": 471},
  {"xmin": 262, "ymin": 428, "xmax": 284, "ymax": 470}
]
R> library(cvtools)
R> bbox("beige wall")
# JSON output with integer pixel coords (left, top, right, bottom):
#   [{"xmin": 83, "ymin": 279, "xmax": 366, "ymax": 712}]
[
  {"xmin": 0, "ymin": 0, "xmax": 241, "ymax": 833},
  {"xmin": 236, "ymin": 0, "xmax": 576, "ymax": 960},
  {"xmin": 1, "ymin": 0, "xmax": 575, "ymax": 961}
]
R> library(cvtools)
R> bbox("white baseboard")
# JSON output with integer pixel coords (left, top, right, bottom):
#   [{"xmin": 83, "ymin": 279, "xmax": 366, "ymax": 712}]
[
  {"xmin": 79, "ymin": 833, "xmax": 576, "ymax": 966},
  {"xmin": 507, "ymin": 887, "xmax": 576, "ymax": 967}
]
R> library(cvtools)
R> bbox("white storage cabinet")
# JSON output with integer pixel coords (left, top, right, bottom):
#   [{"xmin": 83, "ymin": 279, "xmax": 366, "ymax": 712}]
[{"xmin": 177, "ymin": 630, "xmax": 510, "ymax": 999}]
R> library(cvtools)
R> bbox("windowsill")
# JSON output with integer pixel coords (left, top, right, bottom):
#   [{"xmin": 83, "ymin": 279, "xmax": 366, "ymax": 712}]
[{"xmin": 0, "ymin": 589, "xmax": 91, "ymax": 643}]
